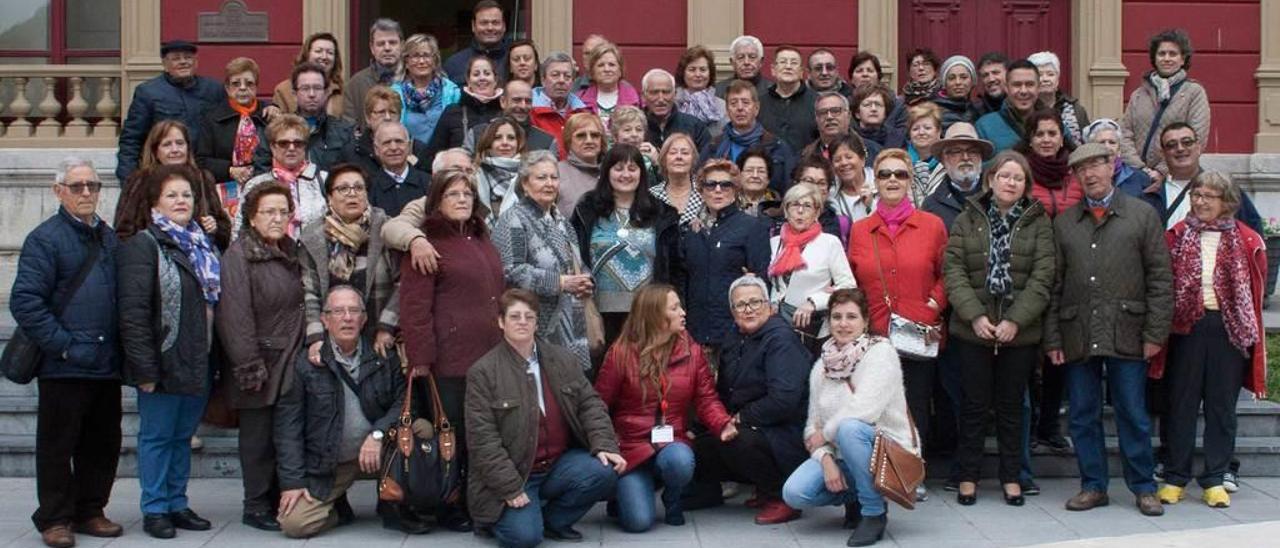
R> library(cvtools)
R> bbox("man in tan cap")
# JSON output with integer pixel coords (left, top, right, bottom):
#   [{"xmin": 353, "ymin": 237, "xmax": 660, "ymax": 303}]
[
  {"xmin": 921, "ymin": 122, "xmax": 993, "ymax": 228},
  {"xmin": 1044, "ymin": 140, "xmax": 1172, "ymax": 518}
]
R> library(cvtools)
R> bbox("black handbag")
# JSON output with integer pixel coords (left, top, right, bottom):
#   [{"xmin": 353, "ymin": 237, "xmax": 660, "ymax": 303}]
[
  {"xmin": 1, "ymin": 243, "xmax": 101, "ymax": 384},
  {"xmin": 376, "ymin": 362, "xmax": 461, "ymax": 509}
]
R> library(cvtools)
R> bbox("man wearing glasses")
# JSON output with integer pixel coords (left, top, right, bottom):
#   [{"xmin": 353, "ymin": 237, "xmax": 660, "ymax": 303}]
[
  {"xmin": 117, "ymin": 40, "xmax": 225, "ymax": 183},
  {"xmin": 1140, "ymin": 122, "xmax": 1262, "ymax": 233},
  {"xmin": 807, "ymin": 49, "xmax": 854, "ymax": 99},
  {"xmin": 12, "ymin": 158, "xmax": 125, "ymax": 548},
  {"xmin": 253, "ymin": 63, "xmax": 355, "ymax": 175},
  {"xmin": 802, "ymin": 92, "xmax": 854, "ymax": 160},
  {"xmin": 920, "ymin": 123, "xmax": 994, "ymax": 228}
]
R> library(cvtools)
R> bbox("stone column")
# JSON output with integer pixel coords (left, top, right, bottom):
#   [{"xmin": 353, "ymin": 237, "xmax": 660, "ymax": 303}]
[
  {"xmin": 119, "ymin": 0, "xmax": 163, "ymax": 118},
  {"xmin": 688, "ymin": 0, "xmax": 744, "ymax": 82},
  {"xmin": 858, "ymin": 0, "xmax": 898, "ymax": 89},
  {"xmin": 304, "ymin": 0, "xmax": 350, "ymax": 80},
  {"xmin": 532, "ymin": 0, "xmax": 573, "ymax": 56},
  {"xmin": 1257, "ymin": 0, "xmax": 1280, "ymax": 152},
  {"xmin": 1071, "ymin": 0, "xmax": 1128, "ymax": 120}
]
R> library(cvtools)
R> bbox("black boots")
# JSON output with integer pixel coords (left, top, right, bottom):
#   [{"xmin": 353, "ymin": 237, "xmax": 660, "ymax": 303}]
[{"xmin": 846, "ymin": 512, "xmax": 886, "ymax": 547}]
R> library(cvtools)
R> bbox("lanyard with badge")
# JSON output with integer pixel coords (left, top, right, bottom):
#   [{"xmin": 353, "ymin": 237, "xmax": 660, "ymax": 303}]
[{"xmin": 651, "ymin": 374, "xmax": 675, "ymax": 444}]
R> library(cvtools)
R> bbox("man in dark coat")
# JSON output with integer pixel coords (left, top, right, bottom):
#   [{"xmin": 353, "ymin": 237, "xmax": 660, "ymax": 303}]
[
  {"xmin": 345, "ymin": 18, "xmax": 402, "ymax": 129},
  {"xmin": 368, "ymin": 122, "xmax": 430, "ymax": 217},
  {"xmin": 642, "ymin": 69, "xmax": 710, "ymax": 152},
  {"xmin": 252, "ymin": 64, "xmax": 355, "ymax": 174},
  {"xmin": 1045, "ymin": 143, "xmax": 1173, "ymax": 517},
  {"xmin": 11, "ymin": 158, "xmax": 123, "ymax": 548},
  {"xmin": 807, "ymin": 48, "xmax": 855, "ymax": 99},
  {"xmin": 1141, "ymin": 123, "xmax": 1262, "ymax": 234},
  {"xmin": 758, "ymin": 47, "xmax": 817, "ymax": 153},
  {"xmin": 702, "ymin": 80, "xmax": 796, "ymax": 193},
  {"xmin": 275, "ymin": 286, "xmax": 418, "ymax": 538},
  {"xmin": 921, "ymin": 122, "xmax": 992, "ymax": 229},
  {"xmin": 116, "ymin": 40, "xmax": 225, "ymax": 183},
  {"xmin": 714, "ymin": 35, "xmax": 773, "ymax": 99},
  {"xmin": 686, "ymin": 276, "xmax": 809, "ymax": 525},
  {"xmin": 442, "ymin": 0, "xmax": 509, "ymax": 84},
  {"xmin": 464, "ymin": 79, "xmax": 559, "ymax": 156}
]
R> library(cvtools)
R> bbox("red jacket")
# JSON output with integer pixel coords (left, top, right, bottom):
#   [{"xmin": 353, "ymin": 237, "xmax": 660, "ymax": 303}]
[
  {"xmin": 1031, "ymin": 175, "xmax": 1084, "ymax": 219},
  {"xmin": 1151, "ymin": 220, "xmax": 1268, "ymax": 398},
  {"xmin": 847, "ymin": 209, "xmax": 949, "ymax": 336},
  {"xmin": 530, "ymin": 106, "xmax": 591, "ymax": 159},
  {"xmin": 400, "ymin": 217, "xmax": 506, "ymax": 379},
  {"xmin": 593, "ymin": 331, "xmax": 732, "ymax": 472}
]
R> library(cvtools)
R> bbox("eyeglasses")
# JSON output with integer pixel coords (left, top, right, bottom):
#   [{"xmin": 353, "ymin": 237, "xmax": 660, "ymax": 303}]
[
  {"xmin": 798, "ymin": 176, "xmax": 827, "ymax": 186},
  {"xmin": 331, "ymin": 184, "xmax": 366, "ymax": 196},
  {"xmin": 59, "ymin": 181, "xmax": 102, "ymax": 194},
  {"xmin": 876, "ymin": 169, "xmax": 911, "ymax": 181},
  {"xmin": 256, "ymin": 208, "xmax": 291, "ymax": 219},
  {"xmin": 1190, "ymin": 191, "xmax": 1223, "ymax": 202},
  {"xmin": 1162, "ymin": 137, "xmax": 1197, "ymax": 151},
  {"xmin": 700, "ymin": 179, "xmax": 735, "ymax": 191},
  {"xmin": 504, "ymin": 312, "xmax": 537, "ymax": 323},
  {"xmin": 444, "ymin": 190, "xmax": 475, "ymax": 201},
  {"xmin": 811, "ymin": 63, "xmax": 838, "ymax": 73},
  {"xmin": 324, "ymin": 307, "xmax": 365, "ymax": 318},
  {"xmin": 816, "ymin": 106, "xmax": 847, "ymax": 118},
  {"xmin": 732, "ymin": 298, "xmax": 766, "ymax": 313},
  {"xmin": 944, "ymin": 147, "xmax": 980, "ymax": 158},
  {"xmin": 786, "ymin": 202, "xmax": 816, "ymax": 211},
  {"xmin": 273, "ymin": 139, "xmax": 307, "ymax": 149},
  {"xmin": 406, "ymin": 52, "xmax": 434, "ymax": 61}
]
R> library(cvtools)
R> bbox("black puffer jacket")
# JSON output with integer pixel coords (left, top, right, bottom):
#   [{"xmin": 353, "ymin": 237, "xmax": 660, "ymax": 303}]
[
  {"xmin": 116, "ymin": 226, "xmax": 215, "ymax": 396},
  {"xmin": 274, "ymin": 339, "xmax": 405, "ymax": 500}
]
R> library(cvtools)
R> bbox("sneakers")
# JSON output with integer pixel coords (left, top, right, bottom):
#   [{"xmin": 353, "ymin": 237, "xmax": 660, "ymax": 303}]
[
  {"xmin": 1157, "ymin": 484, "xmax": 1184, "ymax": 504},
  {"xmin": 1203, "ymin": 486, "xmax": 1231, "ymax": 508},
  {"xmin": 1222, "ymin": 472, "xmax": 1240, "ymax": 493}
]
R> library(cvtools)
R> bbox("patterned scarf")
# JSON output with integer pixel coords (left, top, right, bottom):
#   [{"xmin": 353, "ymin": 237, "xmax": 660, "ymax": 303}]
[
  {"xmin": 271, "ymin": 160, "xmax": 309, "ymax": 238},
  {"xmin": 1148, "ymin": 69, "xmax": 1187, "ymax": 103},
  {"xmin": 985, "ymin": 198, "xmax": 1026, "ymax": 297},
  {"xmin": 1058, "ymin": 97, "xmax": 1084, "ymax": 148},
  {"xmin": 400, "ymin": 77, "xmax": 445, "ymax": 113},
  {"xmin": 902, "ymin": 79, "xmax": 940, "ymax": 105},
  {"xmin": 821, "ymin": 333, "xmax": 885, "ymax": 381},
  {"xmin": 228, "ymin": 97, "xmax": 259, "ymax": 168},
  {"xmin": 151, "ymin": 209, "xmax": 221, "ymax": 305},
  {"xmin": 676, "ymin": 87, "xmax": 724, "ymax": 124},
  {"xmin": 479, "ymin": 155, "xmax": 522, "ymax": 201},
  {"xmin": 769, "ymin": 222, "xmax": 821, "ymax": 277},
  {"xmin": 876, "ymin": 198, "xmax": 915, "ymax": 237},
  {"xmin": 1170, "ymin": 216, "xmax": 1258, "ymax": 355},
  {"xmin": 324, "ymin": 209, "xmax": 370, "ymax": 282}
]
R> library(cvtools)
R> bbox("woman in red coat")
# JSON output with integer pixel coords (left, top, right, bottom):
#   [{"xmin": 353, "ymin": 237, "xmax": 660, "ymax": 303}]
[
  {"xmin": 1152, "ymin": 172, "xmax": 1267, "ymax": 509},
  {"xmin": 847, "ymin": 148, "xmax": 949, "ymax": 459},
  {"xmin": 594, "ymin": 284, "xmax": 738, "ymax": 532},
  {"xmin": 399, "ymin": 167, "xmax": 506, "ymax": 531}
]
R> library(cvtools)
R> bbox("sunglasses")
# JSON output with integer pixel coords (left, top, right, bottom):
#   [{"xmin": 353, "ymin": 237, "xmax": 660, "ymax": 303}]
[
  {"xmin": 700, "ymin": 179, "xmax": 735, "ymax": 191},
  {"xmin": 60, "ymin": 181, "xmax": 103, "ymax": 194},
  {"xmin": 273, "ymin": 139, "xmax": 307, "ymax": 149},
  {"xmin": 1162, "ymin": 137, "xmax": 1197, "ymax": 151},
  {"xmin": 876, "ymin": 169, "xmax": 911, "ymax": 181}
]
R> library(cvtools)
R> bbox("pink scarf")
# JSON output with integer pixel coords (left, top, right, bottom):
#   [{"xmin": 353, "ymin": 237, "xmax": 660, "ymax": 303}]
[
  {"xmin": 821, "ymin": 334, "xmax": 886, "ymax": 381},
  {"xmin": 876, "ymin": 198, "xmax": 915, "ymax": 236},
  {"xmin": 1170, "ymin": 217, "xmax": 1258, "ymax": 355},
  {"xmin": 270, "ymin": 160, "xmax": 309, "ymax": 238}
]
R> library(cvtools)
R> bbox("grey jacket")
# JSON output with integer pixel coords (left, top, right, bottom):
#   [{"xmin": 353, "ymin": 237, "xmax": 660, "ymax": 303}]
[
  {"xmin": 1044, "ymin": 192, "xmax": 1173, "ymax": 362},
  {"xmin": 298, "ymin": 207, "xmax": 401, "ymax": 345}
]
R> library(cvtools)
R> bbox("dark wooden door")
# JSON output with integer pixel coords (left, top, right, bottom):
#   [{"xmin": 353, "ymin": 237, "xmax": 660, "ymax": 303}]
[{"xmin": 897, "ymin": 0, "xmax": 1073, "ymax": 93}]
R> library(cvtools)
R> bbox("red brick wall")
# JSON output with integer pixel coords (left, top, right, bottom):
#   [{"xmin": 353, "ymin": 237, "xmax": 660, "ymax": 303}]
[
  {"xmin": 1122, "ymin": 0, "xmax": 1259, "ymax": 153},
  {"xmin": 745, "ymin": 0, "xmax": 858, "ymax": 80},
  {"xmin": 161, "ymin": 0, "xmax": 304, "ymax": 99},
  {"xmin": 572, "ymin": 0, "xmax": 689, "ymax": 88}
]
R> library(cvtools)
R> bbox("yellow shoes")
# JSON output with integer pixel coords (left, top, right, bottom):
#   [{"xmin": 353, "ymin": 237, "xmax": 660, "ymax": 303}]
[
  {"xmin": 1157, "ymin": 484, "xmax": 1184, "ymax": 504},
  {"xmin": 1203, "ymin": 486, "xmax": 1231, "ymax": 508}
]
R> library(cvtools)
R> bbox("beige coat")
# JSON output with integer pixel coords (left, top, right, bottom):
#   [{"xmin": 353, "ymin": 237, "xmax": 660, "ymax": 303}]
[{"xmin": 1118, "ymin": 73, "xmax": 1210, "ymax": 172}]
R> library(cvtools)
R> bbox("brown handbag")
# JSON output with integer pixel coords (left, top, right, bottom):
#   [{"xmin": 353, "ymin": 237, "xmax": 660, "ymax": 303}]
[{"xmin": 869, "ymin": 411, "xmax": 926, "ymax": 510}]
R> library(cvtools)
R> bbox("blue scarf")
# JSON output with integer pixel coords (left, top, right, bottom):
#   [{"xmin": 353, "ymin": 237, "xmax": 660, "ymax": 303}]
[
  {"xmin": 151, "ymin": 210, "xmax": 221, "ymax": 305},
  {"xmin": 715, "ymin": 122, "xmax": 765, "ymax": 161},
  {"xmin": 400, "ymin": 77, "xmax": 444, "ymax": 113}
]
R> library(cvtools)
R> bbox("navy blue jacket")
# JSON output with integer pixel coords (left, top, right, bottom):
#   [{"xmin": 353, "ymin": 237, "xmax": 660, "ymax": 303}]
[
  {"xmin": 701, "ymin": 128, "xmax": 796, "ymax": 194},
  {"xmin": 717, "ymin": 314, "xmax": 810, "ymax": 475},
  {"xmin": 368, "ymin": 166, "xmax": 430, "ymax": 217},
  {"xmin": 922, "ymin": 178, "xmax": 982, "ymax": 231},
  {"xmin": 10, "ymin": 208, "xmax": 120, "ymax": 380},
  {"xmin": 646, "ymin": 109, "xmax": 711, "ymax": 154},
  {"xmin": 1114, "ymin": 162, "xmax": 1153, "ymax": 199},
  {"xmin": 443, "ymin": 39, "xmax": 510, "ymax": 85},
  {"xmin": 117, "ymin": 74, "xmax": 225, "ymax": 182},
  {"xmin": 1139, "ymin": 166, "xmax": 1263, "ymax": 234},
  {"xmin": 680, "ymin": 204, "xmax": 772, "ymax": 346}
]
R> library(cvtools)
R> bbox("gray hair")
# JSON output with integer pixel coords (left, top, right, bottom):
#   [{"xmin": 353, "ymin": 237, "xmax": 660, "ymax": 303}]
[
  {"xmin": 55, "ymin": 157, "xmax": 97, "ymax": 185},
  {"xmin": 728, "ymin": 274, "xmax": 768, "ymax": 305},
  {"xmin": 782, "ymin": 183, "xmax": 822, "ymax": 213},
  {"xmin": 369, "ymin": 18, "xmax": 402, "ymax": 39},
  {"xmin": 1084, "ymin": 118, "xmax": 1121, "ymax": 143},
  {"xmin": 729, "ymin": 35, "xmax": 764, "ymax": 59},
  {"xmin": 324, "ymin": 284, "xmax": 367, "ymax": 311},
  {"xmin": 641, "ymin": 68, "xmax": 676, "ymax": 91},
  {"xmin": 431, "ymin": 147, "xmax": 473, "ymax": 172},
  {"xmin": 814, "ymin": 90, "xmax": 850, "ymax": 111},
  {"xmin": 514, "ymin": 150, "xmax": 560, "ymax": 199},
  {"xmin": 541, "ymin": 51, "xmax": 575, "ymax": 78},
  {"xmin": 1028, "ymin": 51, "xmax": 1061, "ymax": 73},
  {"xmin": 1189, "ymin": 171, "xmax": 1242, "ymax": 217}
]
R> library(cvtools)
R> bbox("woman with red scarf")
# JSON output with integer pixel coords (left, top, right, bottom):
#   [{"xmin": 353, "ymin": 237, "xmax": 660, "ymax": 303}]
[
  {"xmin": 1019, "ymin": 109, "xmax": 1083, "ymax": 219},
  {"xmin": 769, "ymin": 183, "xmax": 856, "ymax": 355},
  {"xmin": 197, "ymin": 57, "xmax": 268, "ymax": 189},
  {"xmin": 847, "ymin": 148, "xmax": 948, "ymax": 465},
  {"xmin": 1153, "ymin": 172, "xmax": 1267, "ymax": 509}
]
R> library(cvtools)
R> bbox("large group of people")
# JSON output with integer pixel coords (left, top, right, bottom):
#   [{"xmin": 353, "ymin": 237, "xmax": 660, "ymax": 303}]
[{"xmin": 10, "ymin": 3, "xmax": 1270, "ymax": 548}]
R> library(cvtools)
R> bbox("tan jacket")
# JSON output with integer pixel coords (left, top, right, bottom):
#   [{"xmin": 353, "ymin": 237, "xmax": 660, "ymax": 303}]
[
  {"xmin": 1118, "ymin": 73, "xmax": 1210, "ymax": 172},
  {"xmin": 380, "ymin": 196, "xmax": 428, "ymax": 251}
]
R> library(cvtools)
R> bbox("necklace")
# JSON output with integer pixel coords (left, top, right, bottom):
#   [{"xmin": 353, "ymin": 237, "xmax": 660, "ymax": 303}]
[{"xmin": 614, "ymin": 208, "xmax": 632, "ymax": 238}]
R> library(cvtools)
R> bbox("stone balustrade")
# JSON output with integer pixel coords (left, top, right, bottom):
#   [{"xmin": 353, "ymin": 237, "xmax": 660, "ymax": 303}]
[{"xmin": 0, "ymin": 65, "xmax": 122, "ymax": 147}]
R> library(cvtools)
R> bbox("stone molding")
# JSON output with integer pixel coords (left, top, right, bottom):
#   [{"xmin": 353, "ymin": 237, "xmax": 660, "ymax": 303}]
[
  {"xmin": 858, "ymin": 0, "xmax": 898, "ymax": 89},
  {"xmin": 688, "ymin": 0, "xmax": 744, "ymax": 82},
  {"xmin": 532, "ymin": 0, "xmax": 573, "ymax": 56}
]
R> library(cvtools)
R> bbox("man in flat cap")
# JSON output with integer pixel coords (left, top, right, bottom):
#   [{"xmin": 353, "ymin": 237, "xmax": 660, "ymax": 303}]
[
  {"xmin": 1043, "ymin": 142, "xmax": 1172, "ymax": 518},
  {"xmin": 116, "ymin": 40, "xmax": 225, "ymax": 184}
]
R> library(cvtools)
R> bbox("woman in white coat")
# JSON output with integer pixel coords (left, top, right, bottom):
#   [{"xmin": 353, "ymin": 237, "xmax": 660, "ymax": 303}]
[{"xmin": 768, "ymin": 183, "xmax": 856, "ymax": 354}]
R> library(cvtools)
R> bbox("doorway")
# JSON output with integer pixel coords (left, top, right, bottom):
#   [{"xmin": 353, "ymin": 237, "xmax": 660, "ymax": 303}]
[{"xmin": 348, "ymin": 0, "xmax": 530, "ymax": 70}]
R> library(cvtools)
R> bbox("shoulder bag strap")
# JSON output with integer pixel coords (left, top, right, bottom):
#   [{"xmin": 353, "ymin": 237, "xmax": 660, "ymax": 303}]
[
  {"xmin": 1162, "ymin": 184, "xmax": 1192, "ymax": 226},
  {"xmin": 1139, "ymin": 79, "xmax": 1184, "ymax": 161},
  {"xmin": 54, "ymin": 234, "xmax": 102, "ymax": 317},
  {"xmin": 870, "ymin": 234, "xmax": 894, "ymax": 314}
]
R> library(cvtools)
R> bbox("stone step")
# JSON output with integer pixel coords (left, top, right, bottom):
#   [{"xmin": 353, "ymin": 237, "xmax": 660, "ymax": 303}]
[
  {"xmin": 0, "ymin": 396, "xmax": 239, "ymax": 437},
  {"xmin": 0, "ymin": 433, "xmax": 241, "ymax": 478}
]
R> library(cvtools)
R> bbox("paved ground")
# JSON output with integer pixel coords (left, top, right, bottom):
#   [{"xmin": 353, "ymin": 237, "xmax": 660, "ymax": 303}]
[{"xmin": 0, "ymin": 477, "xmax": 1276, "ymax": 547}]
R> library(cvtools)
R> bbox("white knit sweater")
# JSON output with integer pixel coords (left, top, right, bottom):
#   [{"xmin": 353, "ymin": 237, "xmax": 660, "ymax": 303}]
[{"xmin": 803, "ymin": 340, "xmax": 920, "ymax": 460}]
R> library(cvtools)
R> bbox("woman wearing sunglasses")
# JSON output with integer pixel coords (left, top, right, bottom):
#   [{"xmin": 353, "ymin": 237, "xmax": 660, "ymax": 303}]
[{"xmin": 847, "ymin": 149, "xmax": 949, "ymax": 489}]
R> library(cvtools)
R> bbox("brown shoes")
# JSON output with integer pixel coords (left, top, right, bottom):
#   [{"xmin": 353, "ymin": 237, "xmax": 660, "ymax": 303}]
[
  {"xmin": 40, "ymin": 525, "xmax": 75, "ymax": 548},
  {"xmin": 1136, "ymin": 493, "xmax": 1165, "ymax": 516},
  {"xmin": 74, "ymin": 516, "xmax": 124, "ymax": 537},
  {"xmin": 1065, "ymin": 490, "xmax": 1110, "ymax": 511}
]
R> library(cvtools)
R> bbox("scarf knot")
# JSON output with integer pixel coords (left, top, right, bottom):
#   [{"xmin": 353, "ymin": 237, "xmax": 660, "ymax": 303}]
[
  {"xmin": 821, "ymin": 334, "xmax": 885, "ymax": 381},
  {"xmin": 325, "ymin": 209, "xmax": 371, "ymax": 283},
  {"xmin": 151, "ymin": 210, "xmax": 221, "ymax": 305},
  {"xmin": 400, "ymin": 77, "xmax": 445, "ymax": 113},
  {"xmin": 769, "ymin": 222, "xmax": 822, "ymax": 277},
  {"xmin": 1171, "ymin": 217, "xmax": 1258, "ymax": 355},
  {"xmin": 716, "ymin": 122, "xmax": 765, "ymax": 161},
  {"xmin": 676, "ymin": 87, "xmax": 725, "ymax": 125},
  {"xmin": 1148, "ymin": 69, "xmax": 1187, "ymax": 103},
  {"xmin": 985, "ymin": 199, "xmax": 1026, "ymax": 297}
]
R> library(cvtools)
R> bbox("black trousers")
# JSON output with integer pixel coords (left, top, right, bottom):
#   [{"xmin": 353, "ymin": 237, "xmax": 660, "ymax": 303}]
[
  {"xmin": 435, "ymin": 376, "xmax": 469, "ymax": 516},
  {"xmin": 238, "ymin": 406, "xmax": 279, "ymax": 514},
  {"xmin": 33, "ymin": 379, "xmax": 122, "ymax": 531},
  {"xmin": 1034, "ymin": 355, "xmax": 1066, "ymax": 440},
  {"xmin": 952, "ymin": 340, "xmax": 1036, "ymax": 483},
  {"xmin": 690, "ymin": 427, "xmax": 787, "ymax": 497},
  {"xmin": 1164, "ymin": 312, "xmax": 1246, "ymax": 488},
  {"xmin": 901, "ymin": 356, "xmax": 936, "ymax": 455}
]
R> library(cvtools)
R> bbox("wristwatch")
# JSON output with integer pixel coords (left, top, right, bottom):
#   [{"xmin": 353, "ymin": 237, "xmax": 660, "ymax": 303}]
[{"xmin": 371, "ymin": 430, "xmax": 385, "ymax": 441}]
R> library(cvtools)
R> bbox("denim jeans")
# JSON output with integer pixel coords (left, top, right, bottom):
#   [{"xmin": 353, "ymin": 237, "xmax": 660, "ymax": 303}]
[
  {"xmin": 492, "ymin": 449, "xmax": 618, "ymax": 548},
  {"xmin": 615, "ymin": 443, "xmax": 694, "ymax": 532},
  {"xmin": 136, "ymin": 389, "xmax": 207, "ymax": 515},
  {"xmin": 781, "ymin": 418, "xmax": 886, "ymax": 517},
  {"xmin": 1065, "ymin": 357, "xmax": 1156, "ymax": 495}
]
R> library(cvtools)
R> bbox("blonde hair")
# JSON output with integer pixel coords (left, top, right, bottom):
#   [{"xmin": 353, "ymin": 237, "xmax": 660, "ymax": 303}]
[
  {"xmin": 609, "ymin": 106, "xmax": 646, "ymax": 139},
  {"xmin": 873, "ymin": 148, "xmax": 915, "ymax": 179},
  {"xmin": 398, "ymin": 34, "xmax": 441, "ymax": 81},
  {"xmin": 586, "ymin": 41, "xmax": 624, "ymax": 83},
  {"xmin": 562, "ymin": 112, "xmax": 605, "ymax": 151}
]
